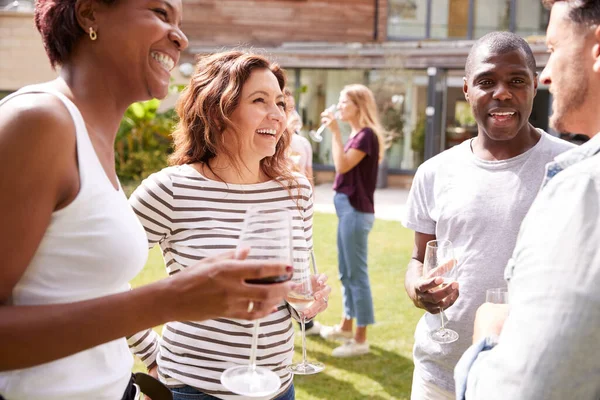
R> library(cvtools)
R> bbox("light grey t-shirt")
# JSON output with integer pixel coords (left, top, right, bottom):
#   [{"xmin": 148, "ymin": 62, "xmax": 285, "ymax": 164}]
[{"xmin": 402, "ymin": 130, "xmax": 574, "ymax": 393}]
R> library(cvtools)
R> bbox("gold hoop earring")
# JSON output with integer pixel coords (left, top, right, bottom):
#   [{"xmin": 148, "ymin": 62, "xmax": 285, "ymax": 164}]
[{"xmin": 89, "ymin": 27, "xmax": 97, "ymax": 41}]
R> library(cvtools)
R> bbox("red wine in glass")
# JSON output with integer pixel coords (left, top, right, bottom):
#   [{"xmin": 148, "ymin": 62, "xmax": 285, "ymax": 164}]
[{"xmin": 246, "ymin": 272, "xmax": 292, "ymax": 285}]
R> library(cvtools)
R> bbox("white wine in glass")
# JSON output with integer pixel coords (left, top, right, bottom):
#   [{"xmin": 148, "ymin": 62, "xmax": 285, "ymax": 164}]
[
  {"xmin": 423, "ymin": 239, "xmax": 459, "ymax": 344},
  {"xmin": 286, "ymin": 250, "xmax": 325, "ymax": 375},
  {"xmin": 220, "ymin": 206, "xmax": 293, "ymax": 397}
]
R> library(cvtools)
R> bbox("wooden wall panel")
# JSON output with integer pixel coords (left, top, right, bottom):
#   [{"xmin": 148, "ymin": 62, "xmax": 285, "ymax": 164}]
[{"xmin": 182, "ymin": 0, "xmax": 383, "ymax": 47}]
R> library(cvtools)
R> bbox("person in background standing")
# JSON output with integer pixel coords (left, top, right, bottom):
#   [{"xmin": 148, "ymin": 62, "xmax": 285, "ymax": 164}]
[{"xmin": 318, "ymin": 84, "xmax": 386, "ymax": 357}]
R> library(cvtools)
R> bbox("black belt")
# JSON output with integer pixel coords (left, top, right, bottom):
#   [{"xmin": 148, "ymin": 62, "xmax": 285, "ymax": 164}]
[
  {"xmin": 121, "ymin": 372, "xmax": 173, "ymax": 400},
  {"xmin": 0, "ymin": 373, "xmax": 170, "ymax": 400}
]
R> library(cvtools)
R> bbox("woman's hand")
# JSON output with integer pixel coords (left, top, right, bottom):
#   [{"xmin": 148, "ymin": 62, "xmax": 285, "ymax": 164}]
[
  {"xmin": 301, "ymin": 273, "xmax": 331, "ymax": 321},
  {"xmin": 320, "ymin": 109, "xmax": 340, "ymax": 135},
  {"xmin": 167, "ymin": 250, "xmax": 295, "ymax": 322}
]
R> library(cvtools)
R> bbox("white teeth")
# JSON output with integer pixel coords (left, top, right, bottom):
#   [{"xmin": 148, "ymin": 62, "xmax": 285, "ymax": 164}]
[
  {"xmin": 491, "ymin": 112, "xmax": 515, "ymax": 116},
  {"xmin": 256, "ymin": 129, "xmax": 277, "ymax": 136},
  {"xmin": 151, "ymin": 52, "xmax": 175, "ymax": 72}
]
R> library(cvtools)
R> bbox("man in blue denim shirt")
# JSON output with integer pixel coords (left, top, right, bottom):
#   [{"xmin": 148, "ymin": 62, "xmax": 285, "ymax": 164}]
[{"xmin": 455, "ymin": 1, "xmax": 600, "ymax": 399}]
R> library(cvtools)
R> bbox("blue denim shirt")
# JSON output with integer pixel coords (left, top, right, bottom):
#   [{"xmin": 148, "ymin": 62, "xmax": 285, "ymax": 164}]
[{"xmin": 455, "ymin": 133, "xmax": 600, "ymax": 400}]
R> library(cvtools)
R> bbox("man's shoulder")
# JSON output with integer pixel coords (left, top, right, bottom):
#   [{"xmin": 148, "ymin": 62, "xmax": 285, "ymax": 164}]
[
  {"xmin": 556, "ymin": 150, "xmax": 600, "ymax": 182},
  {"xmin": 538, "ymin": 129, "xmax": 577, "ymax": 154}
]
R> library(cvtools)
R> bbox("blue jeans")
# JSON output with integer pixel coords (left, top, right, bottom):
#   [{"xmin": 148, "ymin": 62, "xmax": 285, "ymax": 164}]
[
  {"xmin": 171, "ymin": 383, "xmax": 295, "ymax": 400},
  {"xmin": 334, "ymin": 192, "xmax": 375, "ymax": 327}
]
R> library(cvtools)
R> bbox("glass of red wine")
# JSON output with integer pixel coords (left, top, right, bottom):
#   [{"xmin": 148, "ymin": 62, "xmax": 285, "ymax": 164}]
[{"xmin": 220, "ymin": 206, "xmax": 293, "ymax": 397}]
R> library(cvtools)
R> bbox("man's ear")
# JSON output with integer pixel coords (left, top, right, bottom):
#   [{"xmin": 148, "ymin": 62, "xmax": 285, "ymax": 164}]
[
  {"xmin": 593, "ymin": 25, "xmax": 600, "ymax": 73},
  {"xmin": 463, "ymin": 77, "xmax": 469, "ymax": 102},
  {"xmin": 74, "ymin": 0, "xmax": 97, "ymax": 34}
]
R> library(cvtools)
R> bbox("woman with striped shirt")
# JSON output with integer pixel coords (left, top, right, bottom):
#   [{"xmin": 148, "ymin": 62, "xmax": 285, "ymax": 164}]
[{"xmin": 128, "ymin": 50, "xmax": 331, "ymax": 400}]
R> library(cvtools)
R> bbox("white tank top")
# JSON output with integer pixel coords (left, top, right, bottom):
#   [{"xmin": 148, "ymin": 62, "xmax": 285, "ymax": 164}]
[{"xmin": 0, "ymin": 85, "xmax": 149, "ymax": 400}]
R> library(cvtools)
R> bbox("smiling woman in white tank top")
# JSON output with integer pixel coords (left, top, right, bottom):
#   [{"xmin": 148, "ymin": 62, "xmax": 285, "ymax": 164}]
[{"xmin": 0, "ymin": 1, "xmax": 294, "ymax": 399}]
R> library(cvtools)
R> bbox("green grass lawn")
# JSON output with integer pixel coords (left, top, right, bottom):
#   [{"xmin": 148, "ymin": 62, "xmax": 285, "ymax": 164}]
[{"xmin": 130, "ymin": 212, "xmax": 421, "ymax": 399}]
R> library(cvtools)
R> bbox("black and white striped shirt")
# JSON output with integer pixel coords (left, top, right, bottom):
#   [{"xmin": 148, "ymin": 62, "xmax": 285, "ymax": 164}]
[{"xmin": 127, "ymin": 164, "xmax": 313, "ymax": 399}]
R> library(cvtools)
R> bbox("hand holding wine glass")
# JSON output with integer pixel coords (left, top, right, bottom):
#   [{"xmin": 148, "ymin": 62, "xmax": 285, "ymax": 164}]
[
  {"xmin": 169, "ymin": 249, "xmax": 294, "ymax": 321},
  {"xmin": 286, "ymin": 250, "xmax": 328, "ymax": 375},
  {"xmin": 220, "ymin": 206, "xmax": 293, "ymax": 397},
  {"xmin": 422, "ymin": 239, "xmax": 459, "ymax": 344},
  {"xmin": 309, "ymin": 104, "xmax": 337, "ymax": 142},
  {"xmin": 413, "ymin": 259, "xmax": 459, "ymax": 315}
]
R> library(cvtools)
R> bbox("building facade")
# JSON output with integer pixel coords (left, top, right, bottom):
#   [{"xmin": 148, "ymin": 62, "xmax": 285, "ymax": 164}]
[
  {"xmin": 0, "ymin": 0, "xmax": 554, "ymax": 186},
  {"xmin": 176, "ymin": 0, "xmax": 554, "ymax": 185}
]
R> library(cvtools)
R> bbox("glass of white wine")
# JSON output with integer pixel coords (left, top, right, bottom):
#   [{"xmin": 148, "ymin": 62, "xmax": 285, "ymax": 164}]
[
  {"xmin": 220, "ymin": 206, "xmax": 293, "ymax": 397},
  {"xmin": 423, "ymin": 239, "xmax": 459, "ymax": 344},
  {"xmin": 308, "ymin": 104, "xmax": 336, "ymax": 142},
  {"xmin": 486, "ymin": 287, "xmax": 508, "ymax": 304},
  {"xmin": 286, "ymin": 250, "xmax": 325, "ymax": 375}
]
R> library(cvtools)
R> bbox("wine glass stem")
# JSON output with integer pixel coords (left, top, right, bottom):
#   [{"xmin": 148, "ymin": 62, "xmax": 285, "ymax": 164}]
[
  {"xmin": 300, "ymin": 316, "xmax": 307, "ymax": 364},
  {"xmin": 439, "ymin": 308, "xmax": 445, "ymax": 329},
  {"xmin": 249, "ymin": 320, "xmax": 260, "ymax": 371}
]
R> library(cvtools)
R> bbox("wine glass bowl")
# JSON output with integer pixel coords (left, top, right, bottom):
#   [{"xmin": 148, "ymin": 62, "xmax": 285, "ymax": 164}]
[
  {"xmin": 220, "ymin": 206, "xmax": 293, "ymax": 397},
  {"xmin": 308, "ymin": 104, "xmax": 337, "ymax": 143},
  {"xmin": 423, "ymin": 239, "xmax": 459, "ymax": 344},
  {"xmin": 486, "ymin": 287, "xmax": 508, "ymax": 304}
]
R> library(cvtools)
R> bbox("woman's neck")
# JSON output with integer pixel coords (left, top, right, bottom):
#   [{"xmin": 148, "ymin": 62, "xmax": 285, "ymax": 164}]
[
  {"xmin": 58, "ymin": 62, "xmax": 131, "ymax": 146},
  {"xmin": 348, "ymin": 117, "xmax": 362, "ymax": 136},
  {"xmin": 201, "ymin": 155, "xmax": 266, "ymax": 184}
]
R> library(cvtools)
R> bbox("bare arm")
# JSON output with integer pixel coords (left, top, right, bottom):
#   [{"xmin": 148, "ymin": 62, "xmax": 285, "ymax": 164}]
[
  {"xmin": 0, "ymin": 96, "xmax": 293, "ymax": 371},
  {"xmin": 405, "ymin": 231, "xmax": 459, "ymax": 313}
]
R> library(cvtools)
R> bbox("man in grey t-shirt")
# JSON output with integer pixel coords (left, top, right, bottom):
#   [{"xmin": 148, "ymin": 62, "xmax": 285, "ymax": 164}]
[{"xmin": 402, "ymin": 32, "xmax": 574, "ymax": 399}]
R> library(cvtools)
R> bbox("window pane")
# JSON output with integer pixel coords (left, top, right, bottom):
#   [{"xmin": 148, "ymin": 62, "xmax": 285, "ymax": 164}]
[
  {"xmin": 515, "ymin": 0, "xmax": 550, "ymax": 37},
  {"xmin": 431, "ymin": 0, "xmax": 470, "ymax": 39},
  {"xmin": 387, "ymin": 0, "xmax": 427, "ymax": 39},
  {"xmin": 368, "ymin": 69, "xmax": 429, "ymax": 170},
  {"xmin": 473, "ymin": 0, "xmax": 511, "ymax": 38},
  {"xmin": 295, "ymin": 69, "xmax": 366, "ymax": 166}
]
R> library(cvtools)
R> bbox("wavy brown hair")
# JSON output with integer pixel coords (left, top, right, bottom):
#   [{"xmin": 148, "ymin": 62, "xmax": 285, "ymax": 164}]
[{"xmin": 170, "ymin": 50, "xmax": 298, "ymax": 189}]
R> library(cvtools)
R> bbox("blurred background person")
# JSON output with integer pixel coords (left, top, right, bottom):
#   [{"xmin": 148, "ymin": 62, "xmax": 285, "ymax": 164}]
[
  {"xmin": 284, "ymin": 89, "xmax": 321, "ymax": 337},
  {"xmin": 285, "ymin": 89, "xmax": 314, "ymax": 188},
  {"xmin": 318, "ymin": 84, "xmax": 386, "ymax": 357}
]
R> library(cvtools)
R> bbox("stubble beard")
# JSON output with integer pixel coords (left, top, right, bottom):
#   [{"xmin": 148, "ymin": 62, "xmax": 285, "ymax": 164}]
[{"xmin": 550, "ymin": 77, "xmax": 588, "ymax": 134}]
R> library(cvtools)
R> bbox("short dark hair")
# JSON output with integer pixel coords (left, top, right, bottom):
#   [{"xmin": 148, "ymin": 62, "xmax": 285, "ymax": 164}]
[
  {"xmin": 543, "ymin": 0, "xmax": 600, "ymax": 27},
  {"xmin": 465, "ymin": 31, "xmax": 537, "ymax": 79},
  {"xmin": 34, "ymin": 0, "xmax": 116, "ymax": 68}
]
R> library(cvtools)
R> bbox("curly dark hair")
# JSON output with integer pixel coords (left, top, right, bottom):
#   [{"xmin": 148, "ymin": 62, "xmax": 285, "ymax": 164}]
[
  {"xmin": 34, "ymin": 0, "xmax": 117, "ymax": 68},
  {"xmin": 169, "ymin": 50, "xmax": 297, "ymax": 187},
  {"xmin": 542, "ymin": 0, "xmax": 600, "ymax": 27}
]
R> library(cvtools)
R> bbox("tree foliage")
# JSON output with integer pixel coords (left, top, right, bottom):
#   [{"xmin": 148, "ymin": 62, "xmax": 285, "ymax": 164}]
[{"xmin": 115, "ymin": 99, "xmax": 178, "ymax": 183}]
